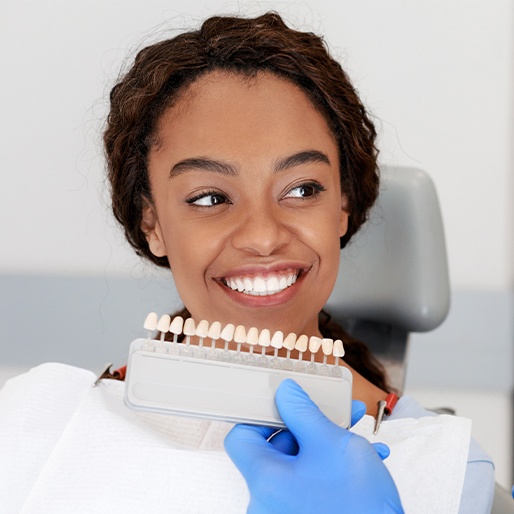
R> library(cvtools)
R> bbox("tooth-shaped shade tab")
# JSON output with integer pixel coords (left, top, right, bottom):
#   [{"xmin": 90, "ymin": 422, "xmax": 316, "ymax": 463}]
[
  {"xmin": 295, "ymin": 334, "xmax": 308, "ymax": 352},
  {"xmin": 169, "ymin": 316, "xmax": 184, "ymax": 334},
  {"xmin": 234, "ymin": 325, "xmax": 246, "ymax": 343},
  {"xmin": 144, "ymin": 312, "xmax": 158, "ymax": 331},
  {"xmin": 138, "ymin": 315, "xmax": 351, "ymax": 383},
  {"xmin": 220, "ymin": 323, "xmax": 235, "ymax": 342},
  {"xmin": 247, "ymin": 327, "xmax": 259, "ymax": 345},
  {"xmin": 258, "ymin": 329, "xmax": 271, "ymax": 347},
  {"xmin": 183, "ymin": 318, "xmax": 196, "ymax": 336},
  {"xmin": 309, "ymin": 336, "xmax": 322, "ymax": 353},
  {"xmin": 283, "ymin": 332, "xmax": 297, "ymax": 351},
  {"xmin": 156, "ymin": 314, "xmax": 171, "ymax": 333},
  {"xmin": 270, "ymin": 331, "xmax": 283, "ymax": 349},
  {"xmin": 333, "ymin": 339, "xmax": 345, "ymax": 357},
  {"xmin": 195, "ymin": 320, "xmax": 209, "ymax": 338},
  {"xmin": 207, "ymin": 321, "xmax": 221, "ymax": 339},
  {"xmin": 322, "ymin": 338, "xmax": 334, "ymax": 356}
]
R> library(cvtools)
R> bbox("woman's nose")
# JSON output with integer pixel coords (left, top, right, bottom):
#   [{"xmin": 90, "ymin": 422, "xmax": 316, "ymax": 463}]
[{"xmin": 230, "ymin": 205, "xmax": 291, "ymax": 256}]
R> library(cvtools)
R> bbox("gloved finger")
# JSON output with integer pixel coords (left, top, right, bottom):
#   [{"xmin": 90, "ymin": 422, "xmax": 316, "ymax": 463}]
[
  {"xmin": 372, "ymin": 442, "xmax": 391, "ymax": 460},
  {"xmin": 351, "ymin": 399, "xmax": 366, "ymax": 426},
  {"xmin": 224, "ymin": 424, "xmax": 281, "ymax": 474},
  {"xmin": 275, "ymin": 378, "xmax": 347, "ymax": 447},
  {"xmin": 268, "ymin": 429, "xmax": 299, "ymax": 455}
]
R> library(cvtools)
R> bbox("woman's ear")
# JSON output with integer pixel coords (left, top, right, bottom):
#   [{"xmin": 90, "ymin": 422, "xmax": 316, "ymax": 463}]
[
  {"xmin": 339, "ymin": 194, "xmax": 350, "ymax": 238},
  {"xmin": 141, "ymin": 202, "xmax": 167, "ymax": 258}
]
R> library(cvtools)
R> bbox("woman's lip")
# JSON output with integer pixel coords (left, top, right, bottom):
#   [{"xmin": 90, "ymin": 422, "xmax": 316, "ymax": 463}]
[{"xmin": 215, "ymin": 263, "xmax": 311, "ymax": 279}]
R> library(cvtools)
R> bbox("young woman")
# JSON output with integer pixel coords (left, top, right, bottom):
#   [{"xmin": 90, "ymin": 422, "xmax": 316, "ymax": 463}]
[
  {"xmin": 105, "ymin": 12, "xmax": 390, "ymax": 411},
  {"xmin": 103, "ymin": 12, "xmax": 494, "ymax": 513}
]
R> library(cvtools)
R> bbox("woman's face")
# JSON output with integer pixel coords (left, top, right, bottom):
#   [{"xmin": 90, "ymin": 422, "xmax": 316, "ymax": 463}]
[{"xmin": 144, "ymin": 70, "xmax": 349, "ymax": 337}]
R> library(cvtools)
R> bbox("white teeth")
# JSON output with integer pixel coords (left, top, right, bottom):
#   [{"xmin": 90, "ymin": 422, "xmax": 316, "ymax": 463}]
[
  {"xmin": 254, "ymin": 276, "xmax": 266, "ymax": 292},
  {"xmin": 266, "ymin": 276, "xmax": 280, "ymax": 293},
  {"xmin": 224, "ymin": 271, "xmax": 300, "ymax": 296}
]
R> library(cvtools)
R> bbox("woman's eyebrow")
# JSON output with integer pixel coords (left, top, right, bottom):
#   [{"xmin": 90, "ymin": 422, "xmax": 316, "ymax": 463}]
[
  {"xmin": 169, "ymin": 158, "xmax": 238, "ymax": 178},
  {"xmin": 274, "ymin": 150, "xmax": 331, "ymax": 172},
  {"xmin": 169, "ymin": 150, "xmax": 330, "ymax": 178}
]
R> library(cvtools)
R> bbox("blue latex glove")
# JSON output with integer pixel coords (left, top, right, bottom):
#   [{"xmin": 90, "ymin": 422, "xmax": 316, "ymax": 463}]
[
  {"xmin": 264, "ymin": 397, "xmax": 390, "ymax": 460},
  {"xmin": 224, "ymin": 379, "xmax": 403, "ymax": 514}
]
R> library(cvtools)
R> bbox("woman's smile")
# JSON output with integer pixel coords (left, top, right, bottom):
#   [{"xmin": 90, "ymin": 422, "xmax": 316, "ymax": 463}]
[
  {"xmin": 213, "ymin": 264, "xmax": 311, "ymax": 309},
  {"xmin": 217, "ymin": 267, "xmax": 302, "ymax": 296},
  {"xmin": 143, "ymin": 70, "xmax": 349, "ymax": 337}
]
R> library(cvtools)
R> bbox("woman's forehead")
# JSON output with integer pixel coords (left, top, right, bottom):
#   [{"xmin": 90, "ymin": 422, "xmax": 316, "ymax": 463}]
[{"xmin": 152, "ymin": 69, "xmax": 338, "ymax": 157}]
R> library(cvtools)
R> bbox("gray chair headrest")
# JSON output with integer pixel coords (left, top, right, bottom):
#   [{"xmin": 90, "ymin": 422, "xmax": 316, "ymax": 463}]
[{"xmin": 326, "ymin": 167, "xmax": 450, "ymax": 333}]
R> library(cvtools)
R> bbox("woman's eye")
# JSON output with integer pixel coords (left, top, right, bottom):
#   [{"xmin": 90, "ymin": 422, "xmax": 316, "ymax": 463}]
[
  {"xmin": 186, "ymin": 192, "xmax": 228, "ymax": 207},
  {"xmin": 284, "ymin": 182, "xmax": 325, "ymax": 199}
]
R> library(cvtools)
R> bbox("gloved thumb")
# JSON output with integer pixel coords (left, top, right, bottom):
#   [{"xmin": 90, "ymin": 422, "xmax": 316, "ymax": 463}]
[
  {"xmin": 351, "ymin": 400, "xmax": 366, "ymax": 426},
  {"xmin": 274, "ymin": 379, "xmax": 345, "ymax": 448}
]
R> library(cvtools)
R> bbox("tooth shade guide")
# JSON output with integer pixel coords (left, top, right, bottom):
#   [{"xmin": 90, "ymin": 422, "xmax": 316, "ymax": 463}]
[
  {"xmin": 333, "ymin": 339, "xmax": 345, "ymax": 358},
  {"xmin": 308, "ymin": 336, "xmax": 322, "ymax": 363},
  {"xmin": 283, "ymin": 332, "xmax": 297, "ymax": 360},
  {"xmin": 183, "ymin": 318, "xmax": 196, "ymax": 336},
  {"xmin": 207, "ymin": 321, "xmax": 222, "ymax": 351},
  {"xmin": 181, "ymin": 318, "xmax": 196, "ymax": 349},
  {"xmin": 234, "ymin": 325, "xmax": 246, "ymax": 353},
  {"xmin": 169, "ymin": 316, "xmax": 184, "ymax": 345},
  {"xmin": 144, "ymin": 312, "xmax": 158, "ymax": 332},
  {"xmin": 195, "ymin": 319, "xmax": 209, "ymax": 337},
  {"xmin": 141, "ymin": 313, "xmax": 345, "ymax": 370},
  {"xmin": 294, "ymin": 334, "xmax": 308, "ymax": 363},
  {"xmin": 247, "ymin": 327, "xmax": 259, "ymax": 356},
  {"xmin": 156, "ymin": 314, "xmax": 171, "ymax": 341},
  {"xmin": 194, "ymin": 320, "xmax": 209, "ymax": 349},
  {"xmin": 169, "ymin": 316, "xmax": 184, "ymax": 335},
  {"xmin": 220, "ymin": 323, "xmax": 235, "ymax": 341},
  {"xmin": 321, "ymin": 338, "xmax": 333, "ymax": 365},
  {"xmin": 126, "ymin": 332, "xmax": 353, "ymax": 430}
]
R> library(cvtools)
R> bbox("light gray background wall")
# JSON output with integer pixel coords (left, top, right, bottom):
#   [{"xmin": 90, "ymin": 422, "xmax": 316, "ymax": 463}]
[{"xmin": 1, "ymin": 0, "xmax": 513, "ymax": 487}]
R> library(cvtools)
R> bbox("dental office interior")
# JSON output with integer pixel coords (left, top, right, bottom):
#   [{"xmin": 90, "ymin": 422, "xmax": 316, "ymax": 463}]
[{"xmin": 1, "ymin": 0, "xmax": 513, "ymax": 493}]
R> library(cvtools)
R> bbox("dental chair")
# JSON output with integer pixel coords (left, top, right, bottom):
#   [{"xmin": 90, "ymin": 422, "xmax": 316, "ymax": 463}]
[
  {"xmin": 326, "ymin": 166, "xmax": 513, "ymax": 513},
  {"xmin": 327, "ymin": 166, "xmax": 449, "ymax": 392}
]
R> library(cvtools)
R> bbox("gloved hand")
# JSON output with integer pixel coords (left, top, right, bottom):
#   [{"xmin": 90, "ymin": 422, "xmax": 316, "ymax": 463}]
[
  {"xmin": 224, "ymin": 378, "xmax": 403, "ymax": 514},
  {"xmin": 264, "ymin": 396, "xmax": 389, "ymax": 459}
]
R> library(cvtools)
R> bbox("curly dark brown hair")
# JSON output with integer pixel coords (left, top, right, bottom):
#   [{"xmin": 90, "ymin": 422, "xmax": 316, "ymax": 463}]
[{"xmin": 104, "ymin": 12, "xmax": 379, "ymax": 268}]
